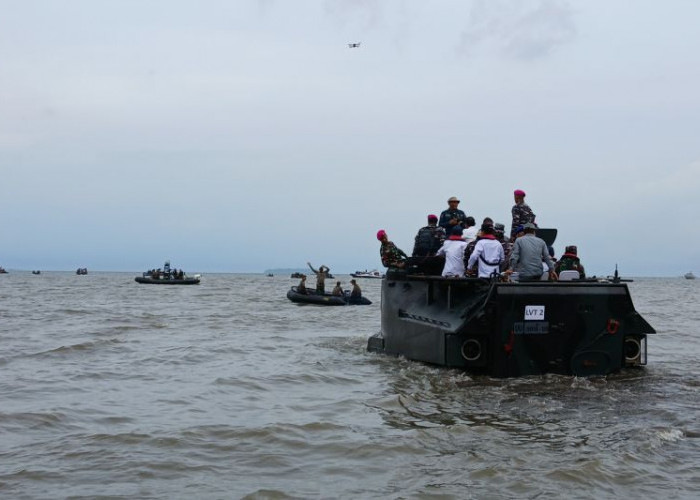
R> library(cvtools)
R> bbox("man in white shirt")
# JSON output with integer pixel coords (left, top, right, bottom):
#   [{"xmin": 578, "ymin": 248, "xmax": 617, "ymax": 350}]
[
  {"xmin": 462, "ymin": 216, "xmax": 478, "ymax": 243},
  {"xmin": 436, "ymin": 226, "xmax": 469, "ymax": 277},
  {"xmin": 467, "ymin": 224, "xmax": 505, "ymax": 278}
]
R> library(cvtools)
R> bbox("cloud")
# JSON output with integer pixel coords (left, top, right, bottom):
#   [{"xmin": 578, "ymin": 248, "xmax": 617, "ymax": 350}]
[{"xmin": 457, "ymin": 0, "xmax": 576, "ymax": 60}]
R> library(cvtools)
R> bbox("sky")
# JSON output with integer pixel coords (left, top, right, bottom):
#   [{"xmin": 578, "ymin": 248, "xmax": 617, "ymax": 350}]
[{"xmin": 1, "ymin": 0, "xmax": 699, "ymax": 276}]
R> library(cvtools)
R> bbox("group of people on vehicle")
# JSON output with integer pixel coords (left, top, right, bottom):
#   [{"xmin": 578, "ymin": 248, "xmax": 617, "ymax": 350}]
[
  {"xmin": 377, "ymin": 190, "xmax": 586, "ymax": 281},
  {"xmin": 147, "ymin": 268, "xmax": 185, "ymax": 280}
]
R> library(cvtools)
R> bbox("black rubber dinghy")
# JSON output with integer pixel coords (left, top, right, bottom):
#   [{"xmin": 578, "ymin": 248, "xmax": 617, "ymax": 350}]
[{"xmin": 286, "ymin": 286, "xmax": 371, "ymax": 305}]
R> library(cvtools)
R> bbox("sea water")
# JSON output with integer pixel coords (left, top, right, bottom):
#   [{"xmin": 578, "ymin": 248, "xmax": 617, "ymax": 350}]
[{"xmin": 1, "ymin": 273, "xmax": 698, "ymax": 498}]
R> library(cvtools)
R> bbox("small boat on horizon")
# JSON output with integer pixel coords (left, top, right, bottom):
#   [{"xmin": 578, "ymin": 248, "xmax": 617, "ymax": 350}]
[
  {"xmin": 351, "ymin": 269, "xmax": 385, "ymax": 279},
  {"xmin": 76, "ymin": 267, "xmax": 88, "ymax": 275},
  {"xmin": 32, "ymin": 270, "xmax": 41, "ymax": 275},
  {"xmin": 685, "ymin": 272, "xmax": 696, "ymax": 279}
]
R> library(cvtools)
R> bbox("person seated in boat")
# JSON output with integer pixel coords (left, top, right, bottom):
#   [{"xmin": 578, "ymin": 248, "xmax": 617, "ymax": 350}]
[
  {"xmin": 297, "ymin": 274, "xmax": 308, "ymax": 294},
  {"xmin": 178, "ymin": 269, "xmax": 184, "ymax": 279},
  {"xmin": 307, "ymin": 262, "xmax": 330, "ymax": 293},
  {"xmin": 435, "ymin": 226, "xmax": 469, "ymax": 277},
  {"xmin": 467, "ymin": 223, "xmax": 505, "ymax": 278},
  {"xmin": 412, "ymin": 214, "xmax": 446, "ymax": 257},
  {"xmin": 349, "ymin": 279, "xmax": 361, "ymax": 298},
  {"xmin": 555, "ymin": 245, "xmax": 586, "ymax": 278},
  {"xmin": 377, "ymin": 230, "xmax": 408, "ymax": 268},
  {"xmin": 332, "ymin": 281, "xmax": 344, "ymax": 296}
]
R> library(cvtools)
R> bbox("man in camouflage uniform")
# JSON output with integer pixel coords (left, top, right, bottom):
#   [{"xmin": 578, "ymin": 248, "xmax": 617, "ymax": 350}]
[
  {"xmin": 495, "ymin": 222, "xmax": 512, "ymax": 271},
  {"xmin": 554, "ymin": 245, "xmax": 586, "ymax": 278},
  {"xmin": 412, "ymin": 214, "xmax": 447, "ymax": 257},
  {"xmin": 510, "ymin": 189, "xmax": 536, "ymax": 239},
  {"xmin": 377, "ymin": 230, "xmax": 408, "ymax": 268},
  {"xmin": 439, "ymin": 196, "xmax": 467, "ymax": 234},
  {"xmin": 307, "ymin": 262, "xmax": 330, "ymax": 294}
]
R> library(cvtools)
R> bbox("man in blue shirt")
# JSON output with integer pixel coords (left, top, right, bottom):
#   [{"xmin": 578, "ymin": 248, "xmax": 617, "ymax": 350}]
[{"xmin": 439, "ymin": 196, "xmax": 467, "ymax": 234}]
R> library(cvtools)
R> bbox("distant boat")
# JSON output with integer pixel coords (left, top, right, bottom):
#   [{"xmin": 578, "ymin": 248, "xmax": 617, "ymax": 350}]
[
  {"xmin": 136, "ymin": 260, "xmax": 201, "ymax": 285},
  {"xmin": 32, "ymin": 270, "xmax": 41, "ymax": 275},
  {"xmin": 0, "ymin": 266, "xmax": 7, "ymax": 274},
  {"xmin": 76, "ymin": 267, "xmax": 88, "ymax": 275},
  {"xmin": 685, "ymin": 272, "xmax": 696, "ymax": 279},
  {"xmin": 351, "ymin": 269, "xmax": 385, "ymax": 279}
]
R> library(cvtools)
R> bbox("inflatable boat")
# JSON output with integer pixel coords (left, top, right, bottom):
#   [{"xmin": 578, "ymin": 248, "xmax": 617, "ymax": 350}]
[{"xmin": 286, "ymin": 286, "xmax": 371, "ymax": 306}]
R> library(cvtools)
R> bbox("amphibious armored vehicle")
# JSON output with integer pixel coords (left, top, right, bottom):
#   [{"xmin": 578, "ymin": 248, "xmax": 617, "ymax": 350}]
[{"xmin": 368, "ymin": 232, "xmax": 655, "ymax": 377}]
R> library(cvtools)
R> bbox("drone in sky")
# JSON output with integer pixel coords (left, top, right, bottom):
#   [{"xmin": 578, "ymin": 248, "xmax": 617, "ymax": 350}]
[{"xmin": 348, "ymin": 42, "xmax": 361, "ymax": 48}]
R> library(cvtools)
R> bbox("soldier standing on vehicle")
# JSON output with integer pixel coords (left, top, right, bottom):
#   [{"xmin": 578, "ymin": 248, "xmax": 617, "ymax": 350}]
[
  {"xmin": 510, "ymin": 189, "xmax": 536, "ymax": 239},
  {"xmin": 439, "ymin": 197, "xmax": 467, "ymax": 234}
]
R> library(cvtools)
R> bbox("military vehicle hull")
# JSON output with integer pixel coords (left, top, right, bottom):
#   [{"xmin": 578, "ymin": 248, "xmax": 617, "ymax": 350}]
[{"xmin": 368, "ymin": 271, "xmax": 656, "ymax": 377}]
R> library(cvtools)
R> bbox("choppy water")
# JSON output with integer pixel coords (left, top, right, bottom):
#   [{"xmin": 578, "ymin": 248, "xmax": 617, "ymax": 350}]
[{"xmin": 1, "ymin": 273, "xmax": 698, "ymax": 499}]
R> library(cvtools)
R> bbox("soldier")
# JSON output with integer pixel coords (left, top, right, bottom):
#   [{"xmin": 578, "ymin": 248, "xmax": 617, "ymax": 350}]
[
  {"xmin": 307, "ymin": 262, "xmax": 330, "ymax": 294},
  {"xmin": 377, "ymin": 230, "xmax": 408, "ymax": 268},
  {"xmin": 510, "ymin": 189, "xmax": 536, "ymax": 239},
  {"xmin": 349, "ymin": 279, "xmax": 362, "ymax": 298},
  {"xmin": 438, "ymin": 196, "xmax": 467, "ymax": 233},
  {"xmin": 555, "ymin": 245, "xmax": 586, "ymax": 278},
  {"xmin": 332, "ymin": 281, "xmax": 344, "ymax": 296},
  {"xmin": 297, "ymin": 274, "xmax": 308, "ymax": 294},
  {"xmin": 412, "ymin": 214, "xmax": 447, "ymax": 257},
  {"xmin": 495, "ymin": 222, "xmax": 512, "ymax": 271},
  {"xmin": 495, "ymin": 222, "xmax": 509, "ymax": 242},
  {"xmin": 348, "ymin": 279, "xmax": 363, "ymax": 305}
]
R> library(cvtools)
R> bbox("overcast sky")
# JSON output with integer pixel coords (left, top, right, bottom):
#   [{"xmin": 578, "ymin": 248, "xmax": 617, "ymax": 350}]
[{"xmin": 1, "ymin": 0, "xmax": 699, "ymax": 276}]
